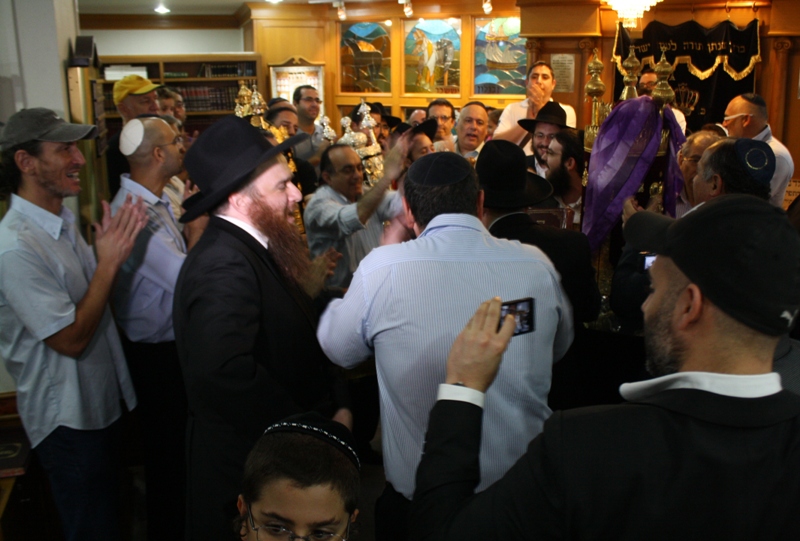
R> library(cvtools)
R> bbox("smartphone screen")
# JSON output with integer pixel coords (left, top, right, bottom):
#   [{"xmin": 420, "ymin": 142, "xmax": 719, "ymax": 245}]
[{"xmin": 499, "ymin": 297, "xmax": 535, "ymax": 336}]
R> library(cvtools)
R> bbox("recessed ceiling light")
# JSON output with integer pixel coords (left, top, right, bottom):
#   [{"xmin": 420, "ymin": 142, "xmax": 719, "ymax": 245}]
[
  {"xmin": 154, "ymin": 4, "xmax": 170, "ymax": 14},
  {"xmin": 384, "ymin": 19, "xmax": 392, "ymax": 26},
  {"xmin": 266, "ymin": 0, "xmax": 282, "ymax": 4}
]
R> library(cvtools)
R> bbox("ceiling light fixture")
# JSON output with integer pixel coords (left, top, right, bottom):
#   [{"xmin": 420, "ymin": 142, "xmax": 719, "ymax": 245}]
[
  {"xmin": 482, "ymin": 0, "xmax": 492, "ymax": 14},
  {"xmin": 266, "ymin": 0, "xmax": 282, "ymax": 4},
  {"xmin": 154, "ymin": 3, "xmax": 170, "ymax": 14},
  {"xmin": 335, "ymin": 1, "xmax": 347, "ymax": 20},
  {"xmin": 384, "ymin": 19, "xmax": 393, "ymax": 26},
  {"xmin": 404, "ymin": 1, "xmax": 414, "ymax": 17},
  {"xmin": 602, "ymin": 0, "xmax": 664, "ymax": 28}
]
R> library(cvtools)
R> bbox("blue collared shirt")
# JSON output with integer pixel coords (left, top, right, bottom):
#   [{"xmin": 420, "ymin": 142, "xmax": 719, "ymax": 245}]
[
  {"xmin": 0, "ymin": 194, "xmax": 137, "ymax": 447},
  {"xmin": 304, "ymin": 184, "xmax": 401, "ymax": 288},
  {"xmin": 111, "ymin": 175, "xmax": 187, "ymax": 343},
  {"xmin": 318, "ymin": 214, "xmax": 573, "ymax": 498}
]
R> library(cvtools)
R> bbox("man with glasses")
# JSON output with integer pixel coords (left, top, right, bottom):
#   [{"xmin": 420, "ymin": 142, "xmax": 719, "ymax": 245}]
[
  {"xmin": 493, "ymin": 62, "xmax": 577, "ymax": 155},
  {"xmin": 676, "ymin": 130, "xmax": 721, "ymax": 217},
  {"xmin": 723, "ymin": 93, "xmax": 794, "ymax": 207},
  {"xmin": 427, "ymin": 98, "xmax": 456, "ymax": 149},
  {"xmin": 518, "ymin": 102, "xmax": 569, "ymax": 179},
  {"xmin": 111, "ymin": 117, "xmax": 206, "ymax": 541},
  {"xmin": 293, "ymin": 85, "xmax": 329, "ymax": 169},
  {"xmin": 305, "ymin": 140, "xmax": 407, "ymax": 289},
  {"xmin": 637, "ymin": 68, "xmax": 686, "ymax": 135}
]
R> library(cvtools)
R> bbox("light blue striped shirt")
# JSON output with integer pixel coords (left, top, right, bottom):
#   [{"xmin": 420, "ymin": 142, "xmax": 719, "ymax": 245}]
[
  {"xmin": 318, "ymin": 213, "xmax": 573, "ymax": 498},
  {"xmin": 111, "ymin": 175, "xmax": 187, "ymax": 343}
]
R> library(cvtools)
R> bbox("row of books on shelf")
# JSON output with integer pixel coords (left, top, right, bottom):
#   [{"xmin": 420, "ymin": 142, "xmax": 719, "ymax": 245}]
[
  {"xmin": 102, "ymin": 86, "xmax": 240, "ymax": 114},
  {"xmin": 196, "ymin": 63, "xmax": 256, "ymax": 78}
]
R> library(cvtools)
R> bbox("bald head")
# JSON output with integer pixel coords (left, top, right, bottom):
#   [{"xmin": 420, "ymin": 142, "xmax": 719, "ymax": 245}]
[
  {"xmin": 723, "ymin": 94, "xmax": 768, "ymax": 139},
  {"xmin": 126, "ymin": 118, "xmax": 173, "ymax": 165},
  {"xmin": 124, "ymin": 117, "xmax": 185, "ymax": 192}
]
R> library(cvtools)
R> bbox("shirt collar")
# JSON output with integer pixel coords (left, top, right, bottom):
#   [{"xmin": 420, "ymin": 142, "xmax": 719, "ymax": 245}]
[
  {"xmin": 419, "ymin": 214, "xmax": 487, "ymax": 237},
  {"xmin": 9, "ymin": 193, "xmax": 73, "ymax": 241},
  {"xmin": 620, "ymin": 371, "xmax": 782, "ymax": 402},
  {"xmin": 120, "ymin": 174, "xmax": 167, "ymax": 207},
  {"xmin": 753, "ymin": 124, "xmax": 772, "ymax": 142},
  {"xmin": 216, "ymin": 214, "xmax": 269, "ymax": 249}
]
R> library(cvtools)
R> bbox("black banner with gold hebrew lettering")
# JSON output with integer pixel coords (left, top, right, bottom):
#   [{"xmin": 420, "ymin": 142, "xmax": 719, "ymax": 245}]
[{"xmin": 613, "ymin": 19, "xmax": 760, "ymax": 133}]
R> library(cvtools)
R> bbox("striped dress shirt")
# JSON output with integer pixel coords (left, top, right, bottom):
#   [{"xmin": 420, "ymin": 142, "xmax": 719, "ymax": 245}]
[{"xmin": 318, "ymin": 213, "xmax": 573, "ymax": 498}]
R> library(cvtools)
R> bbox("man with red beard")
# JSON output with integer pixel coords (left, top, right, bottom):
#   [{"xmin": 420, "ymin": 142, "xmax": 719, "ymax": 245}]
[{"xmin": 173, "ymin": 116, "xmax": 349, "ymax": 541}]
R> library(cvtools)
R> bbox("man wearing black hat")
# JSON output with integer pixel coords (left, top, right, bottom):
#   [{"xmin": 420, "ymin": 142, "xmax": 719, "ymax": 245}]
[
  {"xmin": 318, "ymin": 151, "xmax": 573, "ymax": 541},
  {"xmin": 533, "ymin": 128, "xmax": 586, "ymax": 227},
  {"xmin": 477, "ymin": 140, "xmax": 600, "ymax": 324},
  {"xmin": 517, "ymin": 101, "xmax": 569, "ymax": 178},
  {"xmin": 411, "ymin": 195, "xmax": 800, "ymax": 540},
  {"xmin": 0, "ymin": 108, "xmax": 147, "ymax": 541},
  {"xmin": 173, "ymin": 116, "xmax": 349, "ymax": 541}
]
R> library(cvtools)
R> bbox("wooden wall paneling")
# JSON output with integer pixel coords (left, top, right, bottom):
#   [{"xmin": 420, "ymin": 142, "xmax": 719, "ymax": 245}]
[
  {"xmin": 769, "ymin": 38, "xmax": 792, "ymax": 142},
  {"xmin": 79, "ymin": 14, "xmax": 239, "ymax": 30},
  {"xmin": 783, "ymin": 38, "xmax": 800, "ymax": 192}
]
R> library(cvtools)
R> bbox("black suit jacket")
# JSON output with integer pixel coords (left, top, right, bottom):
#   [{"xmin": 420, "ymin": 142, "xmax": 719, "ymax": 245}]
[
  {"xmin": 489, "ymin": 213, "xmax": 600, "ymax": 323},
  {"xmin": 412, "ymin": 389, "xmax": 800, "ymax": 541},
  {"xmin": 174, "ymin": 217, "xmax": 338, "ymax": 540}
]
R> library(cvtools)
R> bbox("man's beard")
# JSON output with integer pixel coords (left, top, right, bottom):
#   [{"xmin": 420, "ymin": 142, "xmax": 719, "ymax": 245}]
[
  {"xmin": 248, "ymin": 196, "xmax": 310, "ymax": 288},
  {"xmin": 546, "ymin": 162, "xmax": 572, "ymax": 198},
  {"xmin": 643, "ymin": 298, "xmax": 685, "ymax": 377}
]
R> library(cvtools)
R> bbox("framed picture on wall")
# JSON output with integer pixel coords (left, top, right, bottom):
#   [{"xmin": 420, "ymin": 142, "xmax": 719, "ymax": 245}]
[
  {"xmin": 340, "ymin": 22, "xmax": 392, "ymax": 93},
  {"xmin": 269, "ymin": 57, "xmax": 325, "ymax": 118},
  {"xmin": 403, "ymin": 18, "xmax": 461, "ymax": 95},
  {"xmin": 474, "ymin": 17, "xmax": 526, "ymax": 95}
]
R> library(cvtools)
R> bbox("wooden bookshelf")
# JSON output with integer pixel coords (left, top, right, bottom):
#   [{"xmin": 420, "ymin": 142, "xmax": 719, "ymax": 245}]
[{"xmin": 98, "ymin": 53, "xmax": 264, "ymax": 135}]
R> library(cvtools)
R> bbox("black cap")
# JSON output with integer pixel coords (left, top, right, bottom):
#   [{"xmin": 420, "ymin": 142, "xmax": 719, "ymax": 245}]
[
  {"xmin": 518, "ymin": 101, "xmax": 568, "ymax": 132},
  {"xmin": 407, "ymin": 151, "xmax": 473, "ymax": 187},
  {"xmin": 264, "ymin": 412, "xmax": 360, "ymax": 470},
  {"xmin": 625, "ymin": 195, "xmax": 800, "ymax": 336},
  {"xmin": 733, "ymin": 138, "xmax": 775, "ymax": 188},
  {"xmin": 1, "ymin": 108, "xmax": 96, "ymax": 150},
  {"xmin": 394, "ymin": 118, "xmax": 437, "ymax": 143}
]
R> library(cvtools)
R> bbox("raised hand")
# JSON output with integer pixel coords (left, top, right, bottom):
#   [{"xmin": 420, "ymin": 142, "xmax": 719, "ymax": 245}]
[
  {"xmin": 94, "ymin": 196, "xmax": 147, "ymax": 271},
  {"xmin": 445, "ymin": 298, "xmax": 516, "ymax": 393}
]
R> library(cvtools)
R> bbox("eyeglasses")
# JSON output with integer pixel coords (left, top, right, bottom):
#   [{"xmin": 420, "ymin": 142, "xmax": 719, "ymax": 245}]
[
  {"xmin": 156, "ymin": 135, "xmax": 184, "ymax": 149},
  {"xmin": 638, "ymin": 81, "xmax": 657, "ymax": 89},
  {"xmin": 300, "ymin": 97, "xmax": 323, "ymax": 104},
  {"xmin": 533, "ymin": 132, "xmax": 556, "ymax": 141},
  {"xmin": 430, "ymin": 115, "xmax": 453, "ymax": 123},
  {"xmin": 723, "ymin": 113, "xmax": 751, "ymax": 122},
  {"xmin": 247, "ymin": 506, "xmax": 350, "ymax": 541}
]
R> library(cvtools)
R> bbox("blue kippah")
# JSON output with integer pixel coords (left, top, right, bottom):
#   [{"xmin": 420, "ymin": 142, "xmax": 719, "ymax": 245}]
[
  {"xmin": 407, "ymin": 151, "xmax": 472, "ymax": 187},
  {"xmin": 733, "ymin": 138, "xmax": 775, "ymax": 187}
]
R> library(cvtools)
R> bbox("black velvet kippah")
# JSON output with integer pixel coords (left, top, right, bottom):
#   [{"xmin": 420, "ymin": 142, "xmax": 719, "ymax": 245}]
[
  {"xmin": 406, "ymin": 151, "xmax": 472, "ymax": 187},
  {"xmin": 733, "ymin": 138, "xmax": 775, "ymax": 187}
]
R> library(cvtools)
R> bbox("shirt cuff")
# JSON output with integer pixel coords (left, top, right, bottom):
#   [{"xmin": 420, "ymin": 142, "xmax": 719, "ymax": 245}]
[{"xmin": 437, "ymin": 384, "xmax": 485, "ymax": 408}]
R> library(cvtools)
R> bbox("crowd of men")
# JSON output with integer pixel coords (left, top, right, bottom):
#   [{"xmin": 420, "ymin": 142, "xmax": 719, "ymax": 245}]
[{"xmin": 0, "ymin": 58, "xmax": 799, "ymax": 541}]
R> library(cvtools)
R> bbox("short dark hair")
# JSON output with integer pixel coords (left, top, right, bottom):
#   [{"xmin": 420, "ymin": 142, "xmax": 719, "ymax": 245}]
[
  {"xmin": 319, "ymin": 143, "xmax": 353, "ymax": 181},
  {"xmin": 0, "ymin": 140, "xmax": 42, "ymax": 201},
  {"xmin": 426, "ymin": 99, "xmax": 455, "ymax": 120},
  {"xmin": 265, "ymin": 106, "xmax": 297, "ymax": 125},
  {"xmin": 292, "ymin": 85, "xmax": 317, "ymax": 105},
  {"xmin": 702, "ymin": 138, "xmax": 770, "ymax": 201},
  {"xmin": 739, "ymin": 93, "xmax": 768, "ymax": 118},
  {"xmin": 553, "ymin": 128, "xmax": 585, "ymax": 177},
  {"xmin": 402, "ymin": 170, "xmax": 480, "ymax": 228},
  {"xmin": 527, "ymin": 61, "xmax": 554, "ymax": 79},
  {"xmin": 157, "ymin": 87, "xmax": 176, "ymax": 100},
  {"xmin": 234, "ymin": 431, "xmax": 360, "ymax": 535},
  {"xmin": 488, "ymin": 109, "xmax": 502, "ymax": 125}
]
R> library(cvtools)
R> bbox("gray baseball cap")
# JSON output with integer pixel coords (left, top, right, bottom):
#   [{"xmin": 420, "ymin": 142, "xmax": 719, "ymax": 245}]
[{"xmin": 0, "ymin": 108, "xmax": 96, "ymax": 150}]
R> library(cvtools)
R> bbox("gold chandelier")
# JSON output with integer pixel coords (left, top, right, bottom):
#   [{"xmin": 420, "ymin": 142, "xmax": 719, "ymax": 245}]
[{"xmin": 603, "ymin": 0, "xmax": 664, "ymax": 28}]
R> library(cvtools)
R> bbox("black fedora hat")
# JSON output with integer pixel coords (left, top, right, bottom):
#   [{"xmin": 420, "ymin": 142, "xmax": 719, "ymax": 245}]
[
  {"xmin": 180, "ymin": 116, "xmax": 308, "ymax": 223},
  {"xmin": 370, "ymin": 102, "xmax": 402, "ymax": 129},
  {"xmin": 477, "ymin": 139, "xmax": 553, "ymax": 208},
  {"xmin": 394, "ymin": 118, "xmax": 437, "ymax": 143},
  {"xmin": 518, "ymin": 101, "xmax": 568, "ymax": 132}
]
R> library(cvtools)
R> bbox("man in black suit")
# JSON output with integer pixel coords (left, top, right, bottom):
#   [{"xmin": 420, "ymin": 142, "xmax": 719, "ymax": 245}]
[
  {"xmin": 411, "ymin": 195, "xmax": 800, "ymax": 540},
  {"xmin": 476, "ymin": 139, "xmax": 600, "ymax": 324},
  {"xmin": 173, "ymin": 117, "xmax": 348, "ymax": 541}
]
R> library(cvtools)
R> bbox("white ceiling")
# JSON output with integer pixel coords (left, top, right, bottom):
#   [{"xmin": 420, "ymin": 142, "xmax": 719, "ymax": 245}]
[{"xmin": 77, "ymin": 0, "xmax": 376, "ymax": 16}]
